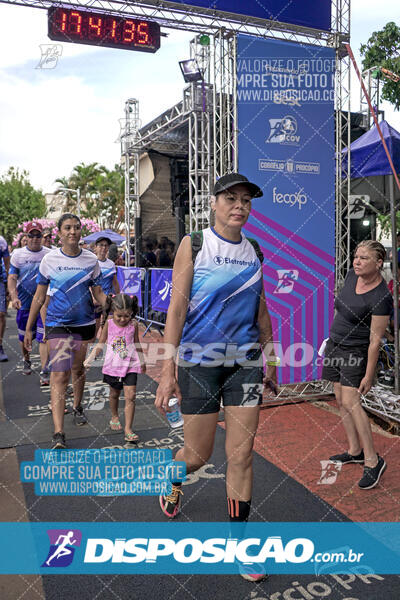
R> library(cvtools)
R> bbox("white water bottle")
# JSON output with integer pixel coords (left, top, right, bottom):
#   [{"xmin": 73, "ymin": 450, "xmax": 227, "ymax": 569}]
[{"xmin": 166, "ymin": 397, "xmax": 184, "ymax": 429}]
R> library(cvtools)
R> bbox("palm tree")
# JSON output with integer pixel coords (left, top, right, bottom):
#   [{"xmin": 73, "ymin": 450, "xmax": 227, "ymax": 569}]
[
  {"xmin": 54, "ymin": 163, "xmax": 123, "ymax": 226},
  {"xmin": 93, "ymin": 165, "xmax": 124, "ymax": 229},
  {"xmin": 54, "ymin": 176, "xmax": 76, "ymax": 212}
]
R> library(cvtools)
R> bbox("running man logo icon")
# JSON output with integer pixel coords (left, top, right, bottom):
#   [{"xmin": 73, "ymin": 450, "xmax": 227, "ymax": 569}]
[
  {"xmin": 241, "ymin": 383, "xmax": 263, "ymax": 406},
  {"xmin": 36, "ymin": 44, "xmax": 63, "ymax": 69},
  {"xmin": 159, "ymin": 280, "xmax": 172, "ymax": 301},
  {"xmin": 266, "ymin": 116, "xmax": 299, "ymax": 145},
  {"xmin": 42, "ymin": 529, "xmax": 82, "ymax": 567},
  {"xmin": 317, "ymin": 461, "xmax": 342, "ymax": 485},
  {"xmin": 214, "ymin": 255, "xmax": 224, "ymax": 266},
  {"xmin": 274, "ymin": 270, "xmax": 299, "ymax": 294}
]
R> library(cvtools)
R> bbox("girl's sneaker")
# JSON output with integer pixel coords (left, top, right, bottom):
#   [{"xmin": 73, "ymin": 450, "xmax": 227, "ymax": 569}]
[
  {"xmin": 159, "ymin": 484, "xmax": 183, "ymax": 518},
  {"xmin": 22, "ymin": 359, "xmax": 32, "ymax": 375},
  {"xmin": 40, "ymin": 370, "xmax": 50, "ymax": 386}
]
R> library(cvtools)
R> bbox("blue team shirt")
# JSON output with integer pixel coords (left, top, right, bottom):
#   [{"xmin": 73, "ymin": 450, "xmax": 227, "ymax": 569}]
[
  {"xmin": 97, "ymin": 258, "xmax": 116, "ymax": 294},
  {"xmin": 10, "ymin": 246, "xmax": 50, "ymax": 309},
  {"xmin": 37, "ymin": 248, "xmax": 101, "ymax": 327},
  {"xmin": 180, "ymin": 227, "xmax": 263, "ymax": 363},
  {"xmin": 0, "ymin": 236, "xmax": 10, "ymax": 280}
]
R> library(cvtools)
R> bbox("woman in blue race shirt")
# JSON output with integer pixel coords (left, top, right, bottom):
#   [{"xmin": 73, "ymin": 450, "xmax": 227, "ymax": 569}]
[
  {"xmin": 155, "ymin": 173, "xmax": 278, "ymax": 582},
  {"xmin": 25, "ymin": 214, "xmax": 107, "ymax": 449}
]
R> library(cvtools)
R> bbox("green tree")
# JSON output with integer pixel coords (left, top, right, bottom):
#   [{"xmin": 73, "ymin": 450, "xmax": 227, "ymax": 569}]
[
  {"xmin": 91, "ymin": 165, "xmax": 124, "ymax": 229},
  {"xmin": 360, "ymin": 22, "xmax": 400, "ymax": 109},
  {"xmin": 55, "ymin": 163, "xmax": 124, "ymax": 227},
  {"xmin": 0, "ymin": 167, "xmax": 45, "ymax": 242},
  {"xmin": 377, "ymin": 212, "xmax": 400, "ymax": 239}
]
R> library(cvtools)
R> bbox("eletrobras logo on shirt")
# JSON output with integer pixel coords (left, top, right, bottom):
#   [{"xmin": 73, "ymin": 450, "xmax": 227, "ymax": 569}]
[
  {"xmin": 213, "ymin": 256, "xmax": 257, "ymax": 267},
  {"xmin": 57, "ymin": 266, "xmax": 88, "ymax": 271}
]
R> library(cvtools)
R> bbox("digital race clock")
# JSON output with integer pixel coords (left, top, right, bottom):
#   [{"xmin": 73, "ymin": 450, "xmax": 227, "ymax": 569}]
[{"xmin": 48, "ymin": 7, "xmax": 161, "ymax": 53}]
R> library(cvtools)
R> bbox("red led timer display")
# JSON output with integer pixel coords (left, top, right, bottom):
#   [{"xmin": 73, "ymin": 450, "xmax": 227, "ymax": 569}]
[{"xmin": 48, "ymin": 8, "xmax": 160, "ymax": 53}]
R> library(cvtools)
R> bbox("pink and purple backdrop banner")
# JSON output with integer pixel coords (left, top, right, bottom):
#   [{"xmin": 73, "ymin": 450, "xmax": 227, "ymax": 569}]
[{"xmin": 237, "ymin": 35, "xmax": 336, "ymax": 384}]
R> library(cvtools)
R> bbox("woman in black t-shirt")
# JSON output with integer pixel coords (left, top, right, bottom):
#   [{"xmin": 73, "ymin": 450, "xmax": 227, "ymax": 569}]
[{"xmin": 322, "ymin": 241, "xmax": 392, "ymax": 490}]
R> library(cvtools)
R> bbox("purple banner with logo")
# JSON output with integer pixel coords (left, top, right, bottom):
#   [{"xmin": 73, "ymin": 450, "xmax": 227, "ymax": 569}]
[
  {"xmin": 237, "ymin": 35, "xmax": 335, "ymax": 384},
  {"xmin": 151, "ymin": 269, "xmax": 173, "ymax": 312},
  {"xmin": 116, "ymin": 267, "xmax": 143, "ymax": 307}
]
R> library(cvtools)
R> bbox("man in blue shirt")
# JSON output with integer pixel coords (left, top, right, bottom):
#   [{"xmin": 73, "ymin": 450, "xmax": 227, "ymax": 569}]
[
  {"xmin": 0, "ymin": 235, "xmax": 10, "ymax": 362},
  {"xmin": 8, "ymin": 222, "xmax": 50, "ymax": 382}
]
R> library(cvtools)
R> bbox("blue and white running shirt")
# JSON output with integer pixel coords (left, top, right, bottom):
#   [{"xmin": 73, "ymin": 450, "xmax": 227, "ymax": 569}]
[
  {"xmin": 0, "ymin": 236, "xmax": 9, "ymax": 281},
  {"xmin": 97, "ymin": 258, "xmax": 116, "ymax": 294},
  {"xmin": 10, "ymin": 246, "xmax": 50, "ymax": 309},
  {"xmin": 180, "ymin": 227, "xmax": 263, "ymax": 363},
  {"xmin": 37, "ymin": 249, "xmax": 101, "ymax": 327}
]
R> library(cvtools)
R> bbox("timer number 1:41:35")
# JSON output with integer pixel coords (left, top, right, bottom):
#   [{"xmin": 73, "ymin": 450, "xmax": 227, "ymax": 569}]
[{"xmin": 48, "ymin": 7, "xmax": 161, "ymax": 53}]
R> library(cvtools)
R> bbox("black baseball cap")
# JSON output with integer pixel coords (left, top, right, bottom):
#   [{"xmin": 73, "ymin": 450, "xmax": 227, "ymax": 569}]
[
  {"xmin": 95, "ymin": 236, "xmax": 112, "ymax": 245},
  {"xmin": 213, "ymin": 173, "xmax": 263, "ymax": 198}
]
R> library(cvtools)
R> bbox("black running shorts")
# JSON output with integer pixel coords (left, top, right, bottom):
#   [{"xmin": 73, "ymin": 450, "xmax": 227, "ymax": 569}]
[
  {"xmin": 178, "ymin": 363, "xmax": 263, "ymax": 414},
  {"xmin": 321, "ymin": 338, "xmax": 369, "ymax": 389},
  {"xmin": 103, "ymin": 372, "xmax": 138, "ymax": 390}
]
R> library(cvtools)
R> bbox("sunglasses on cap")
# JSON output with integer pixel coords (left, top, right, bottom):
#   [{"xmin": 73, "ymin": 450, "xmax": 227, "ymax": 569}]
[{"xmin": 28, "ymin": 232, "xmax": 43, "ymax": 238}]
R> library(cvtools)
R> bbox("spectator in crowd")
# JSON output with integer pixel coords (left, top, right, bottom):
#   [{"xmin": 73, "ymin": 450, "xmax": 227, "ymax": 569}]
[
  {"xmin": 155, "ymin": 237, "xmax": 169, "ymax": 266},
  {"xmin": 108, "ymin": 243, "xmax": 119, "ymax": 263},
  {"xmin": 93, "ymin": 236, "xmax": 120, "ymax": 335},
  {"xmin": 42, "ymin": 229, "xmax": 55, "ymax": 249},
  {"xmin": 323, "ymin": 241, "xmax": 392, "ymax": 490},
  {"xmin": 0, "ymin": 234, "xmax": 10, "ymax": 361},
  {"xmin": 24, "ymin": 213, "xmax": 107, "ymax": 449},
  {"xmin": 18, "ymin": 234, "xmax": 28, "ymax": 249},
  {"xmin": 8, "ymin": 221, "xmax": 50, "ymax": 384},
  {"xmin": 143, "ymin": 239, "xmax": 157, "ymax": 268}
]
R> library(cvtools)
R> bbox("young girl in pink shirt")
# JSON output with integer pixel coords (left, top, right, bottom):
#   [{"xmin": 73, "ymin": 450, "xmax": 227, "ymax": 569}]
[{"xmin": 85, "ymin": 294, "xmax": 145, "ymax": 443}]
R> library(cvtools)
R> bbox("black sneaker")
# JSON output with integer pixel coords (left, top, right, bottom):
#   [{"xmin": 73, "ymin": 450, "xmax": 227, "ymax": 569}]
[
  {"xmin": 51, "ymin": 432, "xmax": 66, "ymax": 449},
  {"xmin": 378, "ymin": 370, "xmax": 395, "ymax": 389},
  {"xmin": 358, "ymin": 455, "xmax": 387, "ymax": 490},
  {"xmin": 329, "ymin": 450, "xmax": 364, "ymax": 464},
  {"xmin": 73, "ymin": 405, "xmax": 88, "ymax": 426},
  {"xmin": 159, "ymin": 484, "xmax": 183, "ymax": 518}
]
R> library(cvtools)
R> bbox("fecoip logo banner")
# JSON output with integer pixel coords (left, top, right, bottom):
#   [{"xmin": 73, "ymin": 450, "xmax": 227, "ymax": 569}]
[
  {"xmin": 238, "ymin": 35, "xmax": 335, "ymax": 385},
  {"xmin": 1, "ymin": 522, "xmax": 399, "ymax": 574},
  {"xmin": 20, "ymin": 449, "xmax": 185, "ymax": 496}
]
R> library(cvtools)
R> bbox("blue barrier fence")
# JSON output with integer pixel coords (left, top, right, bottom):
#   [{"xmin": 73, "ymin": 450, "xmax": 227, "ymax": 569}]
[{"xmin": 116, "ymin": 267, "xmax": 172, "ymax": 335}]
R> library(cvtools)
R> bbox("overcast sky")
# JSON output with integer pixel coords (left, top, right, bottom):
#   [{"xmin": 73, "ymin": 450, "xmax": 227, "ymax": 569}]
[{"xmin": 0, "ymin": 0, "xmax": 398, "ymax": 192}]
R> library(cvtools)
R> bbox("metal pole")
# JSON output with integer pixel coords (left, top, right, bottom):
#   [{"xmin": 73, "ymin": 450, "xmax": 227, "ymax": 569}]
[
  {"xmin": 77, "ymin": 188, "xmax": 81, "ymax": 218},
  {"xmin": 389, "ymin": 174, "xmax": 399, "ymax": 394}
]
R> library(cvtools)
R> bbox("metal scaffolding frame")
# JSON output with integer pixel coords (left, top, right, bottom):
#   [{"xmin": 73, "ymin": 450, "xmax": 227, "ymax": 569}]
[
  {"xmin": 332, "ymin": 0, "xmax": 351, "ymax": 289},
  {"xmin": 188, "ymin": 37, "xmax": 212, "ymax": 231},
  {"xmin": 212, "ymin": 30, "xmax": 238, "ymax": 181},
  {"xmin": 119, "ymin": 98, "xmax": 140, "ymax": 265}
]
